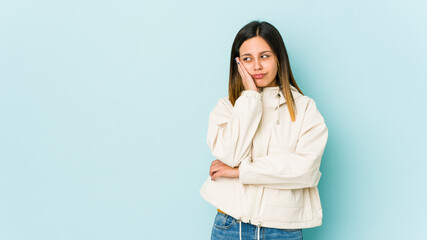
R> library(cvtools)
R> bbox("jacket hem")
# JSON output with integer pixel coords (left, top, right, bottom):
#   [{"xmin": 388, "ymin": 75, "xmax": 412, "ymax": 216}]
[
  {"xmin": 256, "ymin": 218, "xmax": 322, "ymax": 229},
  {"xmin": 200, "ymin": 185, "xmax": 323, "ymax": 229},
  {"xmin": 199, "ymin": 185, "xmax": 241, "ymax": 220}
]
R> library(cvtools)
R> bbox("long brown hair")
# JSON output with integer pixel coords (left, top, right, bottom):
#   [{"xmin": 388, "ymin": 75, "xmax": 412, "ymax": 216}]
[{"xmin": 228, "ymin": 20, "xmax": 303, "ymax": 122}]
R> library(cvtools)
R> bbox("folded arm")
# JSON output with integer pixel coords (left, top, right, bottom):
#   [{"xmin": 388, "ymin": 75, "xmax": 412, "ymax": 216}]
[
  {"xmin": 207, "ymin": 90, "xmax": 262, "ymax": 168},
  {"xmin": 238, "ymin": 99, "xmax": 328, "ymax": 189}
]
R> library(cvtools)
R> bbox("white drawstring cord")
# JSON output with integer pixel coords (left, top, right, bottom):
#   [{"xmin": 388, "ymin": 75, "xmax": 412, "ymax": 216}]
[
  {"xmin": 236, "ymin": 218, "xmax": 261, "ymax": 240},
  {"xmin": 237, "ymin": 218, "xmax": 242, "ymax": 240}
]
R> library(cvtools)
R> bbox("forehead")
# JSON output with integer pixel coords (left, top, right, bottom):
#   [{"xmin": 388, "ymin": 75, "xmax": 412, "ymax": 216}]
[{"xmin": 239, "ymin": 36, "xmax": 272, "ymax": 55}]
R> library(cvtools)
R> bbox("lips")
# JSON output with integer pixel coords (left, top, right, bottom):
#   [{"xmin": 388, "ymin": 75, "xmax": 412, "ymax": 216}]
[{"xmin": 252, "ymin": 74, "xmax": 266, "ymax": 79}]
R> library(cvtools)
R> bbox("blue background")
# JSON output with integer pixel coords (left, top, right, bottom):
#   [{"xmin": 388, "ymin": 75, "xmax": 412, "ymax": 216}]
[{"xmin": 1, "ymin": 0, "xmax": 426, "ymax": 239}]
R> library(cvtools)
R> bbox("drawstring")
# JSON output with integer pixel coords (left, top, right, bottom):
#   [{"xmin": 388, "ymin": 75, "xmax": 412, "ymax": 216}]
[
  {"xmin": 236, "ymin": 218, "xmax": 262, "ymax": 240},
  {"xmin": 240, "ymin": 221, "xmax": 242, "ymax": 240},
  {"xmin": 237, "ymin": 218, "xmax": 242, "ymax": 240}
]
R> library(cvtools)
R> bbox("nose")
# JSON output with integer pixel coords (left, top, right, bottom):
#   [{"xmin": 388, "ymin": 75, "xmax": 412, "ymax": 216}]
[{"xmin": 254, "ymin": 58, "xmax": 262, "ymax": 71}]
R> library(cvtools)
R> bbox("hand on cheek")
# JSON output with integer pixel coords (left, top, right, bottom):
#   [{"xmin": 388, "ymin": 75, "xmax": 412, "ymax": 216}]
[{"xmin": 235, "ymin": 57, "xmax": 259, "ymax": 92}]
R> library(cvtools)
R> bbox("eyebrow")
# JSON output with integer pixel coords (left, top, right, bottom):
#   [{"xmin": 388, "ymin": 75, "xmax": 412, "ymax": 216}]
[{"xmin": 240, "ymin": 50, "xmax": 273, "ymax": 57}]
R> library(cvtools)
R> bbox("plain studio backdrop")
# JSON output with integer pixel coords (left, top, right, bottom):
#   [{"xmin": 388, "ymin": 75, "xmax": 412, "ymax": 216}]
[{"xmin": 1, "ymin": 0, "xmax": 426, "ymax": 239}]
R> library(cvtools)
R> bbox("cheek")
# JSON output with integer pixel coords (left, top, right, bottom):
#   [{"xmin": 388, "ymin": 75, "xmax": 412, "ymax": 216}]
[
  {"xmin": 241, "ymin": 61, "xmax": 251, "ymax": 69},
  {"xmin": 267, "ymin": 62, "xmax": 278, "ymax": 74}
]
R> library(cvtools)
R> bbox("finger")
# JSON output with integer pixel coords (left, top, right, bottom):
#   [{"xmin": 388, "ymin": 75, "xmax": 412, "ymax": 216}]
[
  {"xmin": 210, "ymin": 160, "xmax": 219, "ymax": 170},
  {"xmin": 236, "ymin": 58, "xmax": 245, "ymax": 79},
  {"xmin": 209, "ymin": 166, "xmax": 215, "ymax": 177},
  {"xmin": 214, "ymin": 161, "xmax": 226, "ymax": 169},
  {"xmin": 238, "ymin": 59, "xmax": 252, "ymax": 79},
  {"xmin": 236, "ymin": 57, "xmax": 249, "ymax": 75},
  {"xmin": 209, "ymin": 163, "xmax": 219, "ymax": 177},
  {"xmin": 212, "ymin": 159, "xmax": 223, "ymax": 167},
  {"xmin": 236, "ymin": 58, "xmax": 254, "ymax": 89},
  {"xmin": 210, "ymin": 164, "xmax": 222, "ymax": 177},
  {"xmin": 211, "ymin": 170, "xmax": 222, "ymax": 181}
]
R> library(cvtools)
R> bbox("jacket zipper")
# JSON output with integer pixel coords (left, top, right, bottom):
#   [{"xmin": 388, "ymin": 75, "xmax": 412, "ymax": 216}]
[
  {"xmin": 247, "ymin": 139, "xmax": 257, "ymax": 223},
  {"xmin": 248, "ymin": 102, "xmax": 263, "ymax": 224},
  {"xmin": 247, "ymin": 185, "xmax": 257, "ymax": 224}
]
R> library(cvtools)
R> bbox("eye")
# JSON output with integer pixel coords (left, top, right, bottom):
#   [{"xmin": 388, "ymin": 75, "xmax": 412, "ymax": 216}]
[
  {"xmin": 242, "ymin": 57, "xmax": 252, "ymax": 61},
  {"xmin": 261, "ymin": 54, "xmax": 270, "ymax": 58}
]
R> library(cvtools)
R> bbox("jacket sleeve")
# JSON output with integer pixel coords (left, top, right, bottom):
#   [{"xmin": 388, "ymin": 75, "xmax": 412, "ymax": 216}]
[
  {"xmin": 238, "ymin": 98, "xmax": 328, "ymax": 189},
  {"xmin": 207, "ymin": 90, "xmax": 262, "ymax": 168}
]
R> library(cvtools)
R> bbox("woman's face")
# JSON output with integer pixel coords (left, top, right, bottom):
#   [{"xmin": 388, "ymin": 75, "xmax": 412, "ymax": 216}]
[{"xmin": 239, "ymin": 36, "xmax": 278, "ymax": 88}]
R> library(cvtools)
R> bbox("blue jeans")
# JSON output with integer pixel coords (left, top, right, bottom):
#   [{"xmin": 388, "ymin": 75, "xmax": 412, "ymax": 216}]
[{"xmin": 211, "ymin": 211, "xmax": 303, "ymax": 240}]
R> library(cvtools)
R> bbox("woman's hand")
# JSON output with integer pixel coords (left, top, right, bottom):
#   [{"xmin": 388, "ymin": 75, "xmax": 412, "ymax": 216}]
[
  {"xmin": 210, "ymin": 159, "xmax": 239, "ymax": 181},
  {"xmin": 235, "ymin": 57, "xmax": 260, "ymax": 93}
]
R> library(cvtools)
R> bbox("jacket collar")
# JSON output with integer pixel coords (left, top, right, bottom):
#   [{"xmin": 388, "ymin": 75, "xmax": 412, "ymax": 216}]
[
  {"xmin": 261, "ymin": 85, "xmax": 303, "ymax": 110},
  {"xmin": 281, "ymin": 85, "xmax": 303, "ymax": 107}
]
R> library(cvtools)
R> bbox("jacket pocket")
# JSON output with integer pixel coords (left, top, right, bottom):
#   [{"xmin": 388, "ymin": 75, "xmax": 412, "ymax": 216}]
[
  {"xmin": 261, "ymin": 188, "xmax": 312, "ymax": 222},
  {"xmin": 213, "ymin": 212, "xmax": 235, "ymax": 230}
]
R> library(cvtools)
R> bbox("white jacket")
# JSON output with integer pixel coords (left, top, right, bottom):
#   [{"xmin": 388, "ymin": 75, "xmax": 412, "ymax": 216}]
[{"xmin": 199, "ymin": 85, "xmax": 328, "ymax": 229}]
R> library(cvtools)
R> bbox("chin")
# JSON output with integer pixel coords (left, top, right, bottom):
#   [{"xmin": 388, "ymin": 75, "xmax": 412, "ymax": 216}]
[
  {"xmin": 255, "ymin": 80, "xmax": 266, "ymax": 87},
  {"xmin": 256, "ymin": 81, "xmax": 274, "ymax": 88}
]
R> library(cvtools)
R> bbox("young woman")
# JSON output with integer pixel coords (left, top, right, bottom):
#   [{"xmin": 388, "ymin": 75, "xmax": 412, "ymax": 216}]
[{"xmin": 199, "ymin": 20, "xmax": 328, "ymax": 240}]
